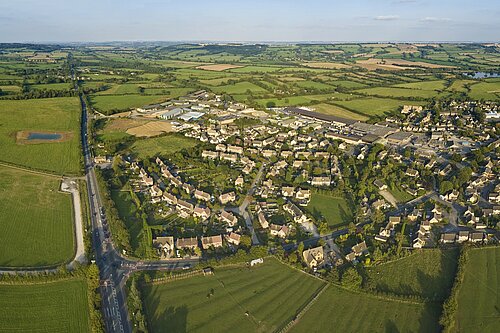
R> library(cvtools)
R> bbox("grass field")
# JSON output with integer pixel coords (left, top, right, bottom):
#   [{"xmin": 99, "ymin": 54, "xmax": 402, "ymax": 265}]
[
  {"xmin": 333, "ymin": 97, "xmax": 425, "ymax": 116},
  {"xmin": 311, "ymin": 103, "xmax": 369, "ymax": 121},
  {"xmin": 0, "ymin": 97, "xmax": 81, "ymax": 174},
  {"xmin": 456, "ymin": 247, "xmax": 500, "ymax": 332},
  {"xmin": 467, "ymin": 80, "xmax": 500, "ymax": 100},
  {"xmin": 367, "ymin": 249, "xmax": 459, "ymax": 300},
  {"xmin": 142, "ymin": 258, "xmax": 325, "ymax": 333},
  {"xmin": 132, "ymin": 134, "xmax": 198, "ymax": 159},
  {"xmin": 306, "ymin": 193, "xmax": 353, "ymax": 229},
  {"xmin": 289, "ymin": 285, "xmax": 441, "ymax": 333},
  {"xmin": 0, "ymin": 165, "xmax": 74, "ymax": 267},
  {"xmin": 356, "ymin": 86, "xmax": 439, "ymax": 99},
  {"xmin": 90, "ymin": 94, "xmax": 168, "ymax": 114},
  {"xmin": 0, "ymin": 279, "xmax": 90, "ymax": 332},
  {"xmin": 211, "ymin": 81, "xmax": 268, "ymax": 94}
]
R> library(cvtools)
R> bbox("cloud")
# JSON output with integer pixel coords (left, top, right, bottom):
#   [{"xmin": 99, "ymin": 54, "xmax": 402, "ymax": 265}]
[
  {"xmin": 393, "ymin": 0, "xmax": 417, "ymax": 3},
  {"xmin": 420, "ymin": 17, "xmax": 452, "ymax": 23},
  {"xmin": 374, "ymin": 15, "xmax": 399, "ymax": 21}
]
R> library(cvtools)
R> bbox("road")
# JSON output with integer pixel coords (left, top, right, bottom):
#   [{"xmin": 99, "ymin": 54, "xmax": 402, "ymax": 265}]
[
  {"xmin": 282, "ymin": 229, "xmax": 349, "ymax": 252},
  {"xmin": 77, "ymin": 80, "xmax": 200, "ymax": 332},
  {"xmin": 61, "ymin": 178, "xmax": 86, "ymax": 267},
  {"xmin": 228, "ymin": 163, "xmax": 265, "ymax": 245}
]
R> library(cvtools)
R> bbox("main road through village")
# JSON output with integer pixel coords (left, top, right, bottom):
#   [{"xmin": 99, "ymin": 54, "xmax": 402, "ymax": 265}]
[{"xmin": 77, "ymin": 74, "xmax": 198, "ymax": 332}]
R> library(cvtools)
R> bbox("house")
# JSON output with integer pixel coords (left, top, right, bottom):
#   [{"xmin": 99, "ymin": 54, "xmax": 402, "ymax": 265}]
[
  {"xmin": 374, "ymin": 235, "xmax": 388, "ymax": 242},
  {"xmin": 405, "ymin": 169, "xmax": 419, "ymax": 177},
  {"xmin": 235, "ymin": 176, "xmax": 244, "ymax": 187},
  {"xmin": 283, "ymin": 202, "xmax": 308, "ymax": 224},
  {"xmin": 201, "ymin": 235, "xmax": 224, "ymax": 249},
  {"xmin": 269, "ymin": 224, "xmax": 289, "ymax": 238},
  {"xmin": 250, "ymin": 258, "xmax": 264, "ymax": 266},
  {"xmin": 193, "ymin": 206, "xmax": 211, "ymax": 220},
  {"xmin": 220, "ymin": 210, "xmax": 238, "ymax": 227},
  {"xmin": 302, "ymin": 246, "xmax": 325, "ymax": 269},
  {"xmin": 150, "ymin": 185, "xmax": 163, "ymax": 198},
  {"xmin": 429, "ymin": 213, "xmax": 442, "ymax": 224},
  {"xmin": 153, "ymin": 236, "xmax": 174, "ymax": 257},
  {"xmin": 282, "ymin": 186, "xmax": 295, "ymax": 197},
  {"xmin": 177, "ymin": 199, "xmax": 194, "ymax": 214},
  {"xmin": 219, "ymin": 191, "xmax": 236, "ymax": 205},
  {"xmin": 469, "ymin": 232, "xmax": 484, "ymax": 243},
  {"xmin": 352, "ymin": 241, "xmax": 368, "ymax": 256},
  {"xmin": 421, "ymin": 220, "xmax": 431, "ymax": 231},
  {"xmin": 373, "ymin": 179, "xmax": 387, "ymax": 190},
  {"xmin": 257, "ymin": 212, "xmax": 269, "ymax": 229},
  {"xmin": 162, "ymin": 193, "xmax": 178, "ymax": 205},
  {"xmin": 413, "ymin": 236, "xmax": 426, "ymax": 249},
  {"xmin": 202, "ymin": 150, "xmax": 218, "ymax": 159},
  {"xmin": 176, "ymin": 237, "xmax": 198, "ymax": 250},
  {"xmin": 457, "ymin": 231, "xmax": 469, "ymax": 243},
  {"xmin": 295, "ymin": 188, "xmax": 311, "ymax": 201},
  {"xmin": 225, "ymin": 232, "xmax": 241, "ymax": 246},
  {"xmin": 311, "ymin": 176, "xmax": 331, "ymax": 187},
  {"xmin": 440, "ymin": 233, "xmax": 456, "ymax": 244},
  {"xmin": 194, "ymin": 189, "xmax": 211, "ymax": 202},
  {"xmin": 227, "ymin": 145, "xmax": 244, "ymax": 155},
  {"xmin": 489, "ymin": 192, "xmax": 500, "ymax": 203}
]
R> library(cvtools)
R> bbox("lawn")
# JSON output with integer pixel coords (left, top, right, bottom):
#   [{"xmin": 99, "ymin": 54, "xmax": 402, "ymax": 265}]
[
  {"xmin": 356, "ymin": 86, "xmax": 439, "ymax": 99},
  {"xmin": 0, "ymin": 165, "xmax": 74, "ymax": 267},
  {"xmin": 456, "ymin": 247, "xmax": 500, "ymax": 332},
  {"xmin": 332, "ymin": 97, "xmax": 425, "ymax": 117},
  {"xmin": 366, "ymin": 248, "xmax": 459, "ymax": 300},
  {"xmin": 142, "ymin": 258, "xmax": 326, "ymax": 333},
  {"xmin": 0, "ymin": 279, "xmax": 90, "ymax": 332},
  {"xmin": 388, "ymin": 182, "xmax": 414, "ymax": 203},
  {"xmin": 289, "ymin": 285, "xmax": 441, "ymax": 333},
  {"xmin": 306, "ymin": 193, "xmax": 353, "ymax": 229},
  {"xmin": 0, "ymin": 97, "xmax": 81, "ymax": 175},
  {"xmin": 467, "ymin": 79, "xmax": 500, "ymax": 101},
  {"xmin": 132, "ymin": 134, "xmax": 198, "ymax": 159},
  {"xmin": 393, "ymin": 80, "xmax": 447, "ymax": 90}
]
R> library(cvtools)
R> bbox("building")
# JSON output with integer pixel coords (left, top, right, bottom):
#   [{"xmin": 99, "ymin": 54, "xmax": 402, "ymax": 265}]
[
  {"xmin": 153, "ymin": 236, "xmax": 174, "ymax": 257},
  {"xmin": 225, "ymin": 232, "xmax": 241, "ymax": 246},
  {"xmin": 194, "ymin": 190, "xmax": 211, "ymax": 202},
  {"xmin": 176, "ymin": 237, "xmax": 198, "ymax": 250},
  {"xmin": 219, "ymin": 191, "xmax": 236, "ymax": 204},
  {"xmin": 220, "ymin": 210, "xmax": 238, "ymax": 226},
  {"xmin": 302, "ymin": 246, "xmax": 325, "ymax": 269},
  {"xmin": 201, "ymin": 235, "xmax": 224, "ymax": 249}
]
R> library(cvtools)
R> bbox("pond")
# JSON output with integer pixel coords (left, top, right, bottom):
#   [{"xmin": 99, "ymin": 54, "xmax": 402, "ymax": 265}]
[
  {"xmin": 465, "ymin": 72, "xmax": 500, "ymax": 79},
  {"xmin": 27, "ymin": 132, "xmax": 62, "ymax": 140}
]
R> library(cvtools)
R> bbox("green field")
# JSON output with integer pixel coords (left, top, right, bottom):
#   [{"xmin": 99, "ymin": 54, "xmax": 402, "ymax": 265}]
[
  {"xmin": 90, "ymin": 94, "xmax": 168, "ymax": 114},
  {"xmin": 311, "ymin": 103, "xmax": 369, "ymax": 121},
  {"xmin": 333, "ymin": 97, "xmax": 426, "ymax": 116},
  {"xmin": 0, "ymin": 165, "xmax": 74, "ymax": 267},
  {"xmin": 290, "ymin": 285, "xmax": 441, "ymax": 333},
  {"xmin": 211, "ymin": 81, "xmax": 268, "ymax": 94},
  {"xmin": 367, "ymin": 249, "xmax": 459, "ymax": 300},
  {"xmin": 0, "ymin": 97, "xmax": 81, "ymax": 174},
  {"xmin": 0, "ymin": 279, "xmax": 90, "ymax": 332},
  {"xmin": 468, "ymin": 80, "xmax": 500, "ymax": 100},
  {"xmin": 306, "ymin": 193, "xmax": 353, "ymax": 229},
  {"xmin": 142, "ymin": 258, "xmax": 326, "ymax": 333},
  {"xmin": 456, "ymin": 247, "xmax": 500, "ymax": 332},
  {"xmin": 356, "ymin": 86, "xmax": 439, "ymax": 98},
  {"xmin": 132, "ymin": 134, "xmax": 198, "ymax": 159}
]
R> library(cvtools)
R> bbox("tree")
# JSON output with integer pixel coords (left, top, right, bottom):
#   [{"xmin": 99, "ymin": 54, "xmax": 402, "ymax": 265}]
[
  {"xmin": 341, "ymin": 267, "xmax": 362, "ymax": 290},
  {"xmin": 266, "ymin": 101, "xmax": 276, "ymax": 108}
]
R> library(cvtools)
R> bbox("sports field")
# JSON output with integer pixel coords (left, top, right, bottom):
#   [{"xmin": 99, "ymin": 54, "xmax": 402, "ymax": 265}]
[
  {"xmin": 0, "ymin": 279, "xmax": 90, "ymax": 332},
  {"xmin": 0, "ymin": 165, "xmax": 74, "ymax": 267},
  {"xmin": 0, "ymin": 97, "xmax": 81, "ymax": 174},
  {"xmin": 366, "ymin": 249, "xmax": 458, "ymax": 300},
  {"xmin": 142, "ymin": 258, "xmax": 326, "ymax": 333},
  {"xmin": 306, "ymin": 193, "xmax": 353, "ymax": 228},
  {"xmin": 456, "ymin": 247, "xmax": 500, "ymax": 332},
  {"xmin": 289, "ymin": 285, "xmax": 441, "ymax": 333}
]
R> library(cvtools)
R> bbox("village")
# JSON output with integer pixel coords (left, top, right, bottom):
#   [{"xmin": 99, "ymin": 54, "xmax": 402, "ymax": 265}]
[{"xmin": 94, "ymin": 89, "xmax": 500, "ymax": 273}]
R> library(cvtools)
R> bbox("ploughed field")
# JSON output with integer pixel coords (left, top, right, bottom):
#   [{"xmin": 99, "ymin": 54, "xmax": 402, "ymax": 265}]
[
  {"xmin": 141, "ymin": 258, "xmax": 326, "ymax": 333},
  {"xmin": 0, "ymin": 279, "xmax": 90, "ymax": 333},
  {"xmin": 0, "ymin": 165, "xmax": 74, "ymax": 267}
]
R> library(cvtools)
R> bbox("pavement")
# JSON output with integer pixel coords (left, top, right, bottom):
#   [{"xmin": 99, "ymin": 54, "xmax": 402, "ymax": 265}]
[{"xmin": 61, "ymin": 178, "xmax": 86, "ymax": 267}]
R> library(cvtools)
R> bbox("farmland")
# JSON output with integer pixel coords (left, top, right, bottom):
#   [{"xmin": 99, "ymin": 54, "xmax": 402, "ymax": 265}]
[
  {"xmin": 0, "ymin": 165, "xmax": 74, "ymax": 267},
  {"xmin": 0, "ymin": 279, "xmax": 90, "ymax": 332},
  {"xmin": 289, "ymin": 285, "xmax": 441, "ymax": 333},
  {"xmin": 142, "ymin": 258, "xmax": 326, "ymax": 333},
  {"xmin": 366, "ymin": 249, "xmax": 459, "ymax": 300},
  {"xmin": 306, "ymin": 193, "xmax": 353, "ymax": 229},
  {"xmin": 456, "ymin": 247, "xmax": 500, "ymax": 332},
  {"xmin": 0, "ymin": 97, "xmax": 81, "ymax": 174}
]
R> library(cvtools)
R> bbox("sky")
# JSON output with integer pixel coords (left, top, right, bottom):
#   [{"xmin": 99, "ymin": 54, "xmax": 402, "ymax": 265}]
[{"xmin": 0, "ymin": 0, "xmax": 499, "ymax": 43}]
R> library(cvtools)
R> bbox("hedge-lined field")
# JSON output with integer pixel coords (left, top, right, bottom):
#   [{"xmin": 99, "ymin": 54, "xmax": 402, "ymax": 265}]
[
  {"xmin": 0, "ymin": 279, "xmax": 90, "ymax": 332},
  {"xmin": 142, "ymin": 258, "xmax": 325, "ymax": 333},
  {"xmin": 0, "ymin": 97, "xmax": 81, "ymax": 174},
  {"xmin": 0, "ymin": 165, "xmax": 74, "ymax": 267}
]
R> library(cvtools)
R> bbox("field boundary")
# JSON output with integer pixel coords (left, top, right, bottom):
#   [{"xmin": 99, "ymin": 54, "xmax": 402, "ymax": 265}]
[{"xmin": 275, "ymin": 283, "xmax": 329, "ymax": 333}]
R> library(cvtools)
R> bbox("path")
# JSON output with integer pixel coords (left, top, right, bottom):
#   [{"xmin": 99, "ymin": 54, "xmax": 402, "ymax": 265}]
[
  {"xmin": 237, "ymin": 164, "xmax": 265, "ymax": 245},
  {"xmin": 61, "ymin": 178, "xmax": 86, "ymax": 266}
]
